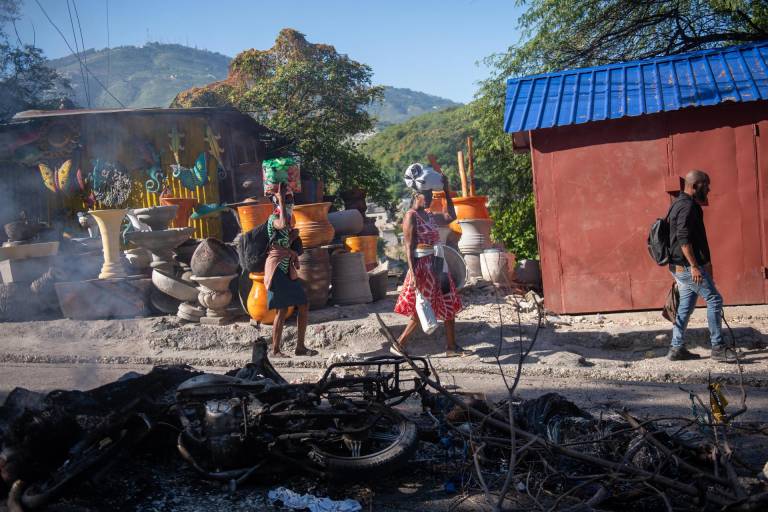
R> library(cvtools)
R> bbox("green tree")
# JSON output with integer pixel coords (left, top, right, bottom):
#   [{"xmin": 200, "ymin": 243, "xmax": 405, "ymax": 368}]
[
  {"xmin": 172, "ymin": 29, "xmax": 387, "ymax": 204},
  {"xmin": 0, "ymin": 0, "xmax": 72, "ymax": 121},
  {"xmin": 474, "ymin": 0, "xmax": 768, "ymax": 259},
  {"xmin": 362, "ymin": 105, "xmax": 477, "ymax": 206}
]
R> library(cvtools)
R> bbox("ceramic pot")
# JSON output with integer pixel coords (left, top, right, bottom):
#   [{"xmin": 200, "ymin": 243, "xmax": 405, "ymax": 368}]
[
  {"xmin": 293, "ymin": 202, "xmax": 334, "ymax": 248},
  {"xmin": 341, "ymin": 188, "xmax": 366, "ymax": 214},
  {"xmin": 124, "ymin": 228, "xmax": 194, "ymax": 273},
  {"xmin": 443, "ymin": 245, "xmax": 468, "ymax": 290},
  {"xmin": 246, "ymin": 272, "xmax": 294, "ymax": 324},
  {"xmin": 297, "ymin": 247, "xmax": 331, "ymax": 309},
  {"xmin": 89, "ymin": 209, "xmax": 128, "ymax": 279},
  {"xmin": 132, "ymin": 205, "xmax": 178, "ymax": 231},
  {"xmin": 125, "ymin": 248, "xmax": 152, "ymax": 270},
  {"xmin": 480, "ymin": 249, "xmax": 510, "ymax": 287},
  {"xmin": 331, "ymin": 250, "xmax": 372, "ymax": 305},
  {"xmin": 515, "ymin": 259, "xmax": 541, "ymax": 287},
  {"xmin": 457, "ymin": 219, "xmax": 492, "ymax": 255},
  {"xmin": 358, "ymin": 217, "xmax": 379, "ymax": 236},
  {"xmin": 152, "ymin": 268, "xmax": 199, "ymax": 302},
  {"xmin": 463, "ymin": 253, "xmax": 482, "ymax": 280},
  {"xmin": 237, "ymin": 203, "xmax": 273, "ymax": 233},
  {"xmin": 427, "ymin": 191, "xmax": 457, "ymax": 215},
  {"xmin": 4, "ymin": 221, "xmax": 43, "ymax": 242},
  {"xmin": 159, "ymin": 197, "xmax": 197, "ymax": 228},
  {"xmin": 449, "ymin": 196, "xmax": 490, "ymax": 234},
  {"xmin": 328, "ymin": 209, "xmax": 363, "ymax": 237},
  {"xmin": 344, "ymin": 235, "xmax": 378, "ymax": 271},
  {"xmin": 368, "ymin": 267, "xmax": 388, "ymax": 302},
  {"xmin": 295, "ymin": 178, "xmax": 325, "ymax": 205},
  {"xmin": 191, "ymin": 274, "xmax": 237, "ymax": 323},
  {"xmin": 190, "ymin": 238, "xmax": 239, "ymax": 277}
]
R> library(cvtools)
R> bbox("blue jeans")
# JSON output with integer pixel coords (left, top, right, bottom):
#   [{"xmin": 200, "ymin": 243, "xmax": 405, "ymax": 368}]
[{"xmin": 670, "ymin": 267, "xmax": 723, "ymax": 349}]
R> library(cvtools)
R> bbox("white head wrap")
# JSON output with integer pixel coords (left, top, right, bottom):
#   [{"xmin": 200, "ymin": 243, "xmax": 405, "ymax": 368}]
[{"xmin": 404, "ymin": 163, "xmax": 443, "ymax": 192}]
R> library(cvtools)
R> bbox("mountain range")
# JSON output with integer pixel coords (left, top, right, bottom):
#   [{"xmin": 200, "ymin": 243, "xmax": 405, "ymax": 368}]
[{"xmin": 48, "ymin": 43, "xmax": 460, "ymax": 127}]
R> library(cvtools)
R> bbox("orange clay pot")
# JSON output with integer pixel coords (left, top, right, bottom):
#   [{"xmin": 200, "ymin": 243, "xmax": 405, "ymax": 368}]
[
  {"xmin": 246, "ymin": 272, "xmax": 294, "ymax": 325},
  {"xmin": 159, "ymin": 197, "xmax": 197, "ymax": 228},
  {"xmin": 449, "ymin": 195, "xmax": 490, "ymax": 234},
  {"xmin": 237, "ymin": 203, "xmax": 273, "ymax": 233},
  {"xmin": 427, "ymin": 190, "xmax": 457, "ymax": 215},
  {"xmin": 344, "ymin": 235, "xmax": 379, "ymax": 271},
  {"xmin": 293, "ymin": 202, "xmax": 334, "ymax": 248}
]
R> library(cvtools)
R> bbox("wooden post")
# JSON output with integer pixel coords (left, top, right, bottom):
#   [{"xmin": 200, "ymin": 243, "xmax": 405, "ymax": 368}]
[
  {"xmin": 457, "ymin": 151, "xmax": 468, "ymax": 198},
  {"xmin": 467, "ymin": 136, "xmax": 476, "ymax": 196}
]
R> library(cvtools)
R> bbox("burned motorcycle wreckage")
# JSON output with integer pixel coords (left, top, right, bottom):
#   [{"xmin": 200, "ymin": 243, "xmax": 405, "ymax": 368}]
[
  {"xmin": 174, "ymin": 342, "xmax": 427, "ymax": 481},
  {"xmin": 0, "ymin": 340, "xmax": 432, "ymax": 509}
]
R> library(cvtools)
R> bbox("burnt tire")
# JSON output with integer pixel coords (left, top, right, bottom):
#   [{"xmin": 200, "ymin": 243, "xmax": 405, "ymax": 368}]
[{"xmin": 309, "ymin": 405, "xmax": 419, "ymax": 481}]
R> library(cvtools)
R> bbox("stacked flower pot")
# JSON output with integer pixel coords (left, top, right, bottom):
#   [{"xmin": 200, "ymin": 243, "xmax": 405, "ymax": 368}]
[
  {"xmin": 293, "ymin": 202, "xmax": 335, "ymax": 309},
  {"xmin": 455, "ymin": 198, "xmax": 492, "ymax": 280}
]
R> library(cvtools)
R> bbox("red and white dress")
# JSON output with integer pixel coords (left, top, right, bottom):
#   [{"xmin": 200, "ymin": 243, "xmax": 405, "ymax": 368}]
[{"xmin": 394, "ymin": 211, "xmax": 463, "ymax": 321}]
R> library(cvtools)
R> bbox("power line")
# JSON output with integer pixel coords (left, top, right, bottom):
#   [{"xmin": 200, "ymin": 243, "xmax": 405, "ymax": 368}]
[
  {"xmin": 105, "ymin": 0, "xmax": 110, "ymax": 107},
  {"xmin": 33, "ymin": 0, "xmax": 126, "ymax": 108},
  {"xmin": 66, "ymin": 0, "xmax": 91, "ymax": 107},
  {"xmin": 72, "ymin": 0, "xmax": 91, "ymax": 106}
]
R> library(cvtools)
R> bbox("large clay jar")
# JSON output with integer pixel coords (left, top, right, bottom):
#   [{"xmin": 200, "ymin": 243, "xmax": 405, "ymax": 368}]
[
  {"xmin": 344, "ymin": 235, "xmax": 378, "ymax": 271},
  {"xmin": 295, "ymin": 178, "xmax": 325, "ymax": 205},
  {"xmin": 293, "ymin": 202, "xmax": 334, "ymax": 248},
  {"xmin": 246, "ymin": 272, "xmax": 294, "ymax": 324},
  {"xmin": 458, "ymin": 219, "xmax": 492, "ymax": 255},
  {"xmin": 159, "ymin": 197, "xmax": 197, "ymax": 228},
  {"xmin": 331, "ymin": 250, "xmax": 372, "ymax": 305},
  {"xmin": 297, "ymin": 247, "xmax": 331, "ymax": 309},
  {"xmin": 450, "ymin": 196, "xmax": 490, "ymax": 234},
  {"xmin": 190, "ymin": 238, "xmax": 239, "ymax": 277},
  {"xmin": 328, "ymin": 209, "xmax": 363, "ymax": 237},
  {"xmin": 427, "ymin": 191, "xmax": 457, "ymax": 217},
  {"xmin": 341, "ymin": 188, "xmax": 366, "ymax": 214},
  {"xmin": 237, "ymin": 203, "xmax": 273, "ymax": 233},
  {"xmin": 480, "ymin": 248, "xmax": 510, "ymax": 287},
  {"xmin": 358, "ymin": 217, "xmax": 379, "ymax": 236}
]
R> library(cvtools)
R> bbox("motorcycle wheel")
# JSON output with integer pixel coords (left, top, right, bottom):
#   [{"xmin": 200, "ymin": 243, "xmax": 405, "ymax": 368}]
[{"xmin": 308, "ymin": 404, "xmax": 418, "ymax": 480}]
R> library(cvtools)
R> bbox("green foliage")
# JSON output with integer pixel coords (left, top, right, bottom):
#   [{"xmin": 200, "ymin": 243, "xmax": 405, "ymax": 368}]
[
  {"xmin": 362, "ymin": 105, "xmax": 478, "ymax": 205},
  {"xmin": 0, "ymin": 1, "xmax": 72, "ymax": 121},
  {"xmin": 472, "ymin": 0, "xmax": 768, "ymax": 260},
  {"xmin": 172, "ymin": 29, "xmax": 389, "ymax": 205}
]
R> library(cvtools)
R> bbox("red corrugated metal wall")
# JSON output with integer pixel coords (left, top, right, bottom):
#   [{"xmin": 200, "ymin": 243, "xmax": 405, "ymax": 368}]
[{"xmin": 530, "ymin": 101, "xmax": 768, "ymax": 314}]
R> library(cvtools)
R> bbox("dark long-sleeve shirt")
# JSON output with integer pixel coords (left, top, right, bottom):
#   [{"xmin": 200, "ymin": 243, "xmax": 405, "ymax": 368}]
[{"xmin": 668, "ymin": 192, "xmax": 710, "ymax": 266}]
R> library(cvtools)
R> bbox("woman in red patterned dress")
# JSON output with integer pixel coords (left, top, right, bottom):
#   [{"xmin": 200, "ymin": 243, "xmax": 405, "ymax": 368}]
[{"xmin": 393, "ymin": 165, "xmax": 469, "ymax": 357}]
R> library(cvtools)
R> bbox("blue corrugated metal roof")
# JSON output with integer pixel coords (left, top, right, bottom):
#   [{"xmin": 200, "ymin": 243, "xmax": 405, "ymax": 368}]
[{"xmin": 503, "ymin": 41, "xmax": 768, "ymax": 134}]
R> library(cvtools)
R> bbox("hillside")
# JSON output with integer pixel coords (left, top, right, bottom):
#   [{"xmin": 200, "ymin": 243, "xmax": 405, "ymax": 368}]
[
  {"xmin": 48, "ymin": 43, "xmax": 460, "ymax": 125},
  {"xmin": 48, "ymin": 43, "xmax": 230, "ymax": 109},
  {"xmin": 368, "ymin": 87, "xmax": 461, "ymax": 128},
  {"xmin": 361, "ymin": 104, "xmax": 479, "ymax": 201}
]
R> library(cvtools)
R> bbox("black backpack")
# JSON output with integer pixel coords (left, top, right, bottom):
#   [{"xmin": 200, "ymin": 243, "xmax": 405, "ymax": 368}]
[
  {"xmin": 647, "ymin": 202, "xmax": 676, "ymax": 265},
  {"xmin": 236, "ymin": 223, "xmax": 303, "ymax": 274}
]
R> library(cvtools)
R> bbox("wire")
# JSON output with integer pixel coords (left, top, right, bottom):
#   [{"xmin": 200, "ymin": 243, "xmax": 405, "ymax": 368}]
[
  {"xmin": 66, "ymin": 0, "xmax": 91, "ymax": 107},
  {"xmin": 72, "ymin": 0, "xmax": 91, "ymax": 106},
  {"xmin": 105, "ymin": 0, "xmax": 111, "ymax": 107},
  {"xmin": 33, "ymin": 0, "xmax": 126, "ymax": 108}
]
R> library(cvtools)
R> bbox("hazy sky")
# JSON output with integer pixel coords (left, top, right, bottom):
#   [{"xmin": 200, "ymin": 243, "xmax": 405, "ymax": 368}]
[{"xmin": 14, "ymin": 0, "xmax": 525, "ymax": 103}]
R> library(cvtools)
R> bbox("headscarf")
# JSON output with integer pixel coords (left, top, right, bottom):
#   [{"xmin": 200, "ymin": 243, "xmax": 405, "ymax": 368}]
[{"xmin": 404, "ymin": 162, "xmax": 443, "ymax": 192}]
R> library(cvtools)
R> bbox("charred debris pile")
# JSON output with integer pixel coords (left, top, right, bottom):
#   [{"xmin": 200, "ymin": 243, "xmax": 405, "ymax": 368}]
[{"xmin": 0, "ymin": 331, "xmax": 766, "ymax": 511}]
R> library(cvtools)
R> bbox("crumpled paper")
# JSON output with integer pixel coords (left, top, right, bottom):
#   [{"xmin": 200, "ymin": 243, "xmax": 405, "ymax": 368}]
[{"xmin": 267, "ymin": 487, "xmax": 362, "ymax": 512}]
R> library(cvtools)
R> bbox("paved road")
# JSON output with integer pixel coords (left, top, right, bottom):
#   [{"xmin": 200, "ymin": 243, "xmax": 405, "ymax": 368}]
[{"xmin": 2, "ymin": 361, "xmax": 767, "ymax": 422}]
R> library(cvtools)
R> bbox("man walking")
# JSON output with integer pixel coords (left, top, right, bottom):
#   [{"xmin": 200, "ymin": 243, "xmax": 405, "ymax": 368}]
[{"xmin": 667, "ymin": 170, "xmax": 725, "ymax": 361}]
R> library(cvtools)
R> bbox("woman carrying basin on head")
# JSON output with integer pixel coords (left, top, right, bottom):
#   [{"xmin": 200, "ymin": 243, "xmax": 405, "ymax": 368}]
[{"xmin": 392, "ymin": 162, "xmax": 469, "ymax": 357}]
